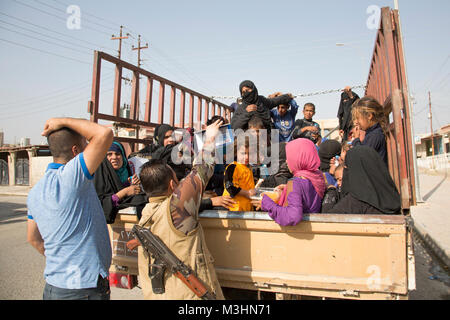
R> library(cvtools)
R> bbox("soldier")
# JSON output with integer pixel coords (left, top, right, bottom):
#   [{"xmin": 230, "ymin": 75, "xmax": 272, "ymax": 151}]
[{"xmin": 137, "ymin": 119, "xmax": 225, "ymax": 300}]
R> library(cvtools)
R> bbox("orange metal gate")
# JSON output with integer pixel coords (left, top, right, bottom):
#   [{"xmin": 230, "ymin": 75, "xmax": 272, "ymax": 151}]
[
  {"xmin": 88, "ymin": 51, "xmax": 233, "ymax": 152},
  {"xmin": 365, "ymin": 7, "xmax": 416, "ymax": 210}
]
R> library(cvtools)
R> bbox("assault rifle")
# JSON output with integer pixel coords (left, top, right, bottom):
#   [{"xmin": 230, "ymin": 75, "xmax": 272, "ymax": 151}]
[{"xmin": 128, "ymin": 224, "xmax": 216, "ymax": 300}]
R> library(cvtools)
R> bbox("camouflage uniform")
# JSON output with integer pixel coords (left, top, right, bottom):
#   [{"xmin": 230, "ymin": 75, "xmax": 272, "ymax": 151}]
[{"xmin": 137, "ymin": 144, "xmax": 224, "ymax": 300}]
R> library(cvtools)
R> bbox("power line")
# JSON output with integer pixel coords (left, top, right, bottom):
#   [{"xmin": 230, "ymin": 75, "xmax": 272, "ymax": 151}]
[
  {"xmin": 0, "ymin": 37, "xmax": 92, "ymax": 65},
  {"xmin": 50, "ymin": 0, "xmax": 120, "ymax": 30},
  {"xmin": 0, "ymin": 24, "xmax": 92, "ymax": 56},
  {"xmin": 0, "ymin": 19, "xmax": 94, "ymax": 53},
  {"xmin": 0, "ymin": 11, "xmax": 116, "ymax": 52},
  {"xmin": 0, "ymin": 87, "xmax": 115, "ymax": 120},
  {"xmin": 0, "ymin": 73, "xmax": 115, "ymax": 109},
  {"xmin": 10, "ymin": 0, "xmax": 113, "ymax": 37},
  {"xmin": 33, "ymin": 0, "xmax": 118, "ymax": 34}
]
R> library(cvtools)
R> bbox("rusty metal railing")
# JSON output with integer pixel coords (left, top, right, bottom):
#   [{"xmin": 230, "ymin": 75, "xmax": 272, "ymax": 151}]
[
  {"xmin": 88, "ymin": 51, "xmax": 233, "ymax": 151},
  {"xmin": 365, "ymin": 7, "xmax": 416, "ymax": 209}
]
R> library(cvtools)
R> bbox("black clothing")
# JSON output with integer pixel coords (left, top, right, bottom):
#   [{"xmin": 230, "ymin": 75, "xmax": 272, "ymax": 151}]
[
  {"xmin": 318, "ymin": 140, "xmax": 341, "ymax": 172},
  {"xmin": 352, "ymin": 123, "xmax": 387, "ymax": 165},
  {"xmin": 154, "ymin": 124, "xmax": 174, "ymax": 147},
  {"xmin": 291, "ymin": 118, "xmax": 321, "ymax": 143},
  {"xmin": 231, "ymin": 80, "xmax": 292, "ymax": 131},
  {"xmin": 339, "ymin": 146, "xmax": 400, "ymax": 214},
  {"xmin": 321, "ymin": 191, "xmax": 384, "ymax": 214},
  {"xmin": 260, "ymin": 142, "xmax": 293, "ymax": 188},
  {"xmin": 93, "ymin": 158, "xmax": 147, "ymax": 224},
  {"xmin": 150, "ymin": 143, "xmax": 191, "ymax": 181},
  {"xmin": 224, "ymin": 163, "xmax": 241, "ymax": 197},
  {"xmin": 337, "ymin": 91, "xmax": 359, "ymax": 141}
]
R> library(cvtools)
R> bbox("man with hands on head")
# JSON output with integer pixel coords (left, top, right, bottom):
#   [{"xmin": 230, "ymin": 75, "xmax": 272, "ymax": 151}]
[{"xmin": 27, "ymin": 117, "xmax": 114, "ymax": 300}]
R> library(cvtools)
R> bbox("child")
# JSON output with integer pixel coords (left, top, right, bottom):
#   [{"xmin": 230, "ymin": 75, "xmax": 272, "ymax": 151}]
[
  {"xmin": 260, "ymin": 138, "xmax": 326, "ymax": 226},
  {"xmin": 222, "ymin": 138, "xmax": 256, "ymax": 211},
  {"xmin": 269, "ymin": 92, "xmax": 300, "ymax": 142},
  {"xmin": 351, "ymin": 96, "xmax": 388, "ymax": 165},
  {"xmin": 292, "ymin": 103, "xmax": 321, "ymax": 145},
  {"xmin": 334, "ymin": 164, "xmax": 344, "ymax": 189}
]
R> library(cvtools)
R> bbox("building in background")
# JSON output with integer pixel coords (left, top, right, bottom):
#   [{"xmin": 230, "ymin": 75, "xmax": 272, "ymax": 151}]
[{"xmin": 415, "ymin": 124, "xmax": 450, "ymax": 171}]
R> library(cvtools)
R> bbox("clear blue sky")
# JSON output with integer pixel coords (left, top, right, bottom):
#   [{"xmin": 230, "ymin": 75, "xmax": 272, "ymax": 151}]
[{"xmin": 0, "ymin": 0, "xmax": 449, "ymax": 144}]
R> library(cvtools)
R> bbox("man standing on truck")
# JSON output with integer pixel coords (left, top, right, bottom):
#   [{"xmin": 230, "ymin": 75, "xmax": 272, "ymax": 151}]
[
  {"xmin": 137, "ymin": 119, "xmax": 225, "ymax": 300},
  {"xmin": 27, "ymin": 117, "xmax": 114, "ymax": 300}
]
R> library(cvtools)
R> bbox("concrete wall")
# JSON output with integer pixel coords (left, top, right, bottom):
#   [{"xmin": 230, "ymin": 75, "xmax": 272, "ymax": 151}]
[
  {"xmin": 30, "ymin": 156, "xmax": 52, "ymax": 186},
  {"xmin": 417, "ymin": 153, "xmax": 450, "ymax": 171}
]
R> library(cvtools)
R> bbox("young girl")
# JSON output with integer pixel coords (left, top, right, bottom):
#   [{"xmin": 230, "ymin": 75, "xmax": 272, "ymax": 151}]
[
  {"xmin": 222, "ymin": 138, "xmax": 256, "ymax": 211},
  {"xmin": 351, "ymin": 96, "xmax": 388, "ymax": 165},
  {"xmin": 260, "ymin": 138, "xmax": 326, "ymax": 226}
]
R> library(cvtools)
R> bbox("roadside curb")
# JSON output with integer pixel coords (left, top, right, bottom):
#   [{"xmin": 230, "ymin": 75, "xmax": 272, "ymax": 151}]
[
  {"xmin": 412, "ymin": 219, "xmax": 450, "ymax": 270},
  {"xmin": 0, "ymin": 193, "xmax": 29, "ymax": 197}
]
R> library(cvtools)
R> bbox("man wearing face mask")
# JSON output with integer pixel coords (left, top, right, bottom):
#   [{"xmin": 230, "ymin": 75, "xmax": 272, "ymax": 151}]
[{"xmin": 231, "ymin": 80, "xmax": 293, "ymax": 131}]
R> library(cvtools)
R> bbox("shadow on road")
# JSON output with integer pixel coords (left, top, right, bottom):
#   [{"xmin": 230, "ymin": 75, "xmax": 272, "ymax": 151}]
[
  {"xmin": 422, "ymin": 171, "xmax": 448, "ymax": 201},
  {"xmin": 0, "ymin": 202, "xmax": 27, "ymax": 224}
]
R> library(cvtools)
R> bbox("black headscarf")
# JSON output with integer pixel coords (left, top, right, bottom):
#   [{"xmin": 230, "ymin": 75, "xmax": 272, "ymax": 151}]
[
  {"xmin": 260, "ymin": 142, "xmax": 293, "ymax": 188},
  {"xmin": 155, "ymin": 124, "xmax": 174, "ymax": 147},
  {"xmin": 239, "ymin": 80, "xmax": 259, "ymax": 105},
  {"xmin": 318, "ymin": 140, "xmax": 342, "ymax": 172},
  {"xmin": 341, "ymin": 146, "xmax": 401, "ymax": 214},
  {"xmin": 93, "ymin": 142, "xmax": 148, "ymax": 224}
]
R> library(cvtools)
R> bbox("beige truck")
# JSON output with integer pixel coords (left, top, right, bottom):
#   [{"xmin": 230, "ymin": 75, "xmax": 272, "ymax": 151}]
[{"xmin": 90, "ymin": 7, "xmax": 418, "ymax": 299}]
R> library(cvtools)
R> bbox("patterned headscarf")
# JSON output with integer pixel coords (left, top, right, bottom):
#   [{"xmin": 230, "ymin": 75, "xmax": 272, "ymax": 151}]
[{"xmin": 108, "ymin": 141, "xmax": 129, "ymax": 184}]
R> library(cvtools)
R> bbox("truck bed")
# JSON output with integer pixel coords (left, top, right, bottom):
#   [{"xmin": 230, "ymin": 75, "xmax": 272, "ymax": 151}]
[{"xmin": 108, "ymin": 208, "xmax": 415, "ymax": 300}]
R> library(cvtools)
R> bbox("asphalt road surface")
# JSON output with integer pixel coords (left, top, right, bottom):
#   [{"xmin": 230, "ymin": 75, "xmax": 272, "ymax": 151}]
[{"xmin": 0, "ymin": 195, "xmax": 448, "ymax": 300}]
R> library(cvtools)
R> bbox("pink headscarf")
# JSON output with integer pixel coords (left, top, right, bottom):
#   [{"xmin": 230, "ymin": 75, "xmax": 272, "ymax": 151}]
[{"xmin": 278, "ymin": 138, "xmax": 326, "ymax": 205}]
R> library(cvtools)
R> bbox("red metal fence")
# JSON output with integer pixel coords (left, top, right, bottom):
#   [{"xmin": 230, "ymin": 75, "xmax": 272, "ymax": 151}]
[
  {"xmin": 88, "ymin": 51, "xmax": 233, "ymax": 151},
  {"xmin": 365, "ymin": 7, "xmax": 416, "ymax": 209}
]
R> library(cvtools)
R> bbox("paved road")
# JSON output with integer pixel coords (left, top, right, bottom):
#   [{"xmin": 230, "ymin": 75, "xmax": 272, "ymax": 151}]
[{"xmin": 0, "ymin": 195, "xmax": 448, "ymax": 300}]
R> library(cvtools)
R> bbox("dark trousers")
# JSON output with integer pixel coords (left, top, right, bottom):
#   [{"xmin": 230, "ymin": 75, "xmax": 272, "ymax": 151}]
[{"xmin": 43, "ymin": 276, "xmax": 110, "ymax": 300}]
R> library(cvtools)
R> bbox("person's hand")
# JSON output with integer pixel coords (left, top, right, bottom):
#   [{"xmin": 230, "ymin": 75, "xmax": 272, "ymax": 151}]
[
  {"xmin": 204, "ymin": 119, "xmax": 223, "ymax": 143},
  {"xmin": 302, "ymin": 126, "xmax": 319, "ymax": 133},
  {"xmin": 211, "ymin": 196, "xmax": 237, "ymax": 209},
  {"xmin": 246, "ymin": 104, "xmax": 257, "ymax": 113},
  {"xmin": 274, "ymin": 184, "xmax": 286, "ymax": 193},
  {"xmin": 352, "ymin": 124, "xmax": 360, "ymax": 140},
  {"xmin": 329, "ymin": 158, "xmax": 337, "ymax": 175},
  {"xmin": 251, "ymin": 199, "xmax": 262, "ymax": 211},
  {"xmin": 126, "ymin": 184, "xmax": 141, "ymax": 196},
  {"xmin": 339, "ymin": 129, "xmax": 344, "ymax": 138},
  {"xmin": 287, "ymin": 93, "xmax": 294, "ymax": 99},
  {"xmin": 41, "ymin": 118, "xmax": 66, "ymax": 136},
  {"xmin": 268, "ymin": 92, "xmax": 282, "ymax": 99},
  {"xmin": 248, "ymin": 189, "xmax": 256, "ymax": 197},
  {"xmin": 129, "ymin": 174, "xmax": 140, "ymax": 185}
]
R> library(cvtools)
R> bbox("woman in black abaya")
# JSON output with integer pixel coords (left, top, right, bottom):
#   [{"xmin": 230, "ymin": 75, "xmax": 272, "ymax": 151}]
[
  {"xmin": 94, "ymin": 141, "xmax": 148, "ymax": 224},
  {"xmin": 231, "ymin": 80, "xmax": 293, "ymax": 131},
  {"xmin": 321, "ymin": 145, "xmax": 401, "ymax": 214}
]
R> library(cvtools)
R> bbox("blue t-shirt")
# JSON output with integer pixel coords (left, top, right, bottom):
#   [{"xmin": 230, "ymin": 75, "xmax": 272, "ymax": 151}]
[
  {"xmin": 271, "ymin": 99, "xmax": 299, "ymax": 142},
  {"xmin": 27, "ymin": 153, "xmax": 112, "ymax": 289}
]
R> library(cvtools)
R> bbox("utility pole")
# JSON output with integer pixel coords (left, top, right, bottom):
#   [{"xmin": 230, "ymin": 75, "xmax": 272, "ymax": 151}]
[
  {"xmin": 132, "ymin": 35, "xmax": 149, "ymax": 121},
  {"xmin": 132, "ymin": 34, "xmax": 148, "ymax": 68},
  {"xmin": 428, "ymin": 91, "xmax": 435, "ymax": 169},
  {"xmin": 111, "ymin": 25, "xmax": 129, "ymax": 60}
]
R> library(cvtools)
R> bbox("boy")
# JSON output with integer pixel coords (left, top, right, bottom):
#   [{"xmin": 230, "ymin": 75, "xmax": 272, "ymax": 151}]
[
  {"xmin": 269, "ymin": 93, "xmax": 300, "ymax": 142},
  {"xmin": 292, "ymin": 103, "xmax": 322, "ymax": 145}
]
